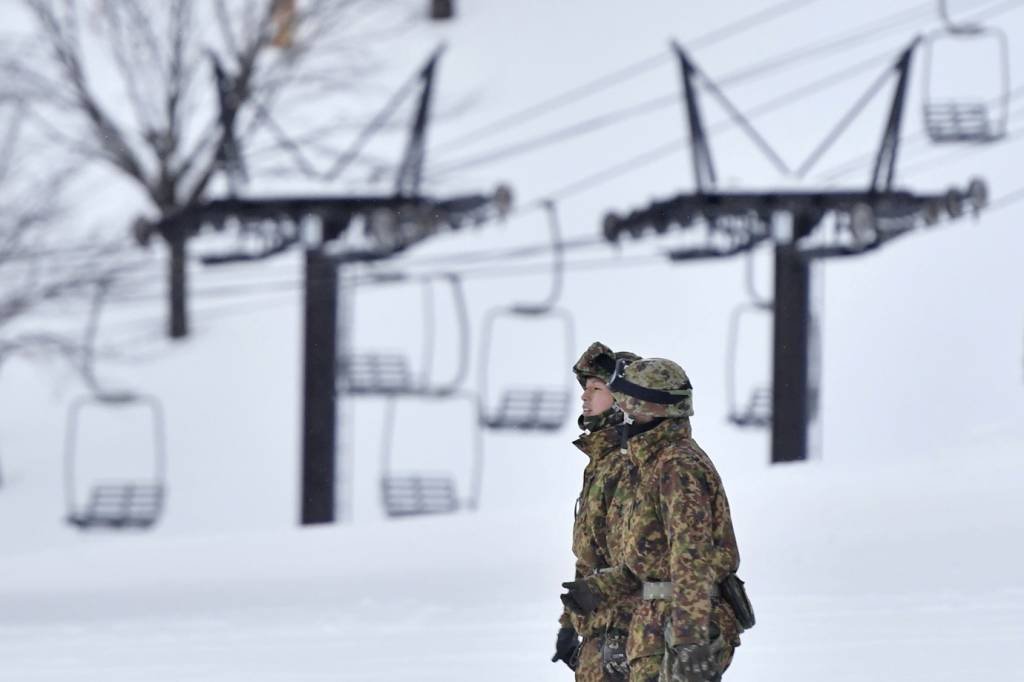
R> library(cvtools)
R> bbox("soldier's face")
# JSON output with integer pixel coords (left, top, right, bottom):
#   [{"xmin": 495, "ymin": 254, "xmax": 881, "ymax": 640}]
[{"xmin": 582, "ymin": 377, "xmax": 614, "ymax": 416}]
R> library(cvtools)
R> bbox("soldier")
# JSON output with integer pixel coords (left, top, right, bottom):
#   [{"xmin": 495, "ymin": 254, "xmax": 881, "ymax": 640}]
[
  {"xmin": 552, "ymin": 342, "xmax": 640, "ymax": 681},
  {"xmin": 560, "ymin": 357, "xmax": 749, "ymax": 682}
]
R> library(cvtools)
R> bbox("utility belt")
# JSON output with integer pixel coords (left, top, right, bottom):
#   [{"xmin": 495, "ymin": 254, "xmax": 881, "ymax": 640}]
[
  {"xmin": 641, "ymin": 581, "xmax": 720, "ymax": 600},
  {"xmin": 641, "ymin": 574, "xmax": 756, "ymax": 631}
]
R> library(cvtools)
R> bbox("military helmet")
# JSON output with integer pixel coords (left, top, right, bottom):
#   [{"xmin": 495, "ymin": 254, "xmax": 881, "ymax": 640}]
[
  {"xmin": 573, "ymin": 342, "xmax": 640, "ymax": 388},
  {"xmin": 608, "ymin": 357, "xmax": 694, "ymax": 419}
]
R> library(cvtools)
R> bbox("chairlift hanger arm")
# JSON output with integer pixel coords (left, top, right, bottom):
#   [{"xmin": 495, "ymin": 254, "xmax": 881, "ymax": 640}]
[
  {"xmin": 511, "ymin": 200, "xmax": 566, "ymax": 314},
  {"xmin": 939, "ymin": 0, "xmax": 985, "ymax": 34}
]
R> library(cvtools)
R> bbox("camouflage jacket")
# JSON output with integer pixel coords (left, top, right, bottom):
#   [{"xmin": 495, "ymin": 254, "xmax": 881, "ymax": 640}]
[
  {"xmin": 586, "ymin": 418, "xmax": 741, "ymax": 660},
  {"xmin": 560, "ymin": 425, "xmax": 639, "ymax": 637}
]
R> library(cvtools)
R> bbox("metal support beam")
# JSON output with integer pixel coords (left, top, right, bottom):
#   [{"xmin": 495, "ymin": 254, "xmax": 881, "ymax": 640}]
[
  {"xmin": 673, "ymin": 44, "xmax": 716, "ymax": 192},
  {"xmin": 770, "ymin": 213, "xmax": 817, "ymax": 463},
  {"xmin": 396, "ymin": 50, "xmax": 442, "ymax": 196},
  {"xmin": 872, "ymin": 42, "xmax": 917, "ymax": 192},
  {"xmin": 168, "ymin": 231, "xmax": 188, "ymax": 339},
  {"xmin": 770, "ymin": 242, "xmax": 810, "ymax": 463},
  {"xmin": 301, "ymin": 248, "xmax": 339, "ymax": 524}
]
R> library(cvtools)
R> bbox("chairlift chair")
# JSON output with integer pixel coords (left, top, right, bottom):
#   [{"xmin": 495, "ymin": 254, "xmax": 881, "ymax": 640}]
[
  {"xmin": 340, "ymin": 272, "xmax": 470, "ymax": 397},
  {"xmin": 477, "ymin": 202, "xmax": 576, "ymax": 432},
  {"xmin": 725, "ymin": 302, "xmax": 774, "ymax": 428},
  {"xmin": 922, "ymin": 1, "xmax": 1010, "ymax": 143},
  {"xmin": 378, "ymin": 394, "xmax": 483, "ymax": 517},
  {"xmin": 64, "ymin": 390, "xmax": 167, "ymax": 530},
  {"xmin": 725, "ymin": 249, "xmax": 775, "ymax": 428}
]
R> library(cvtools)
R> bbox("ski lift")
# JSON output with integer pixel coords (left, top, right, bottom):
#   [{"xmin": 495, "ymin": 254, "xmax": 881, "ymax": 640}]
[
  {"xmin": 477, "ymin": 202, "xmax": 575, "ymax": 431},
  {"xmin": 63, "ymin": 283, "xmax": 168, "ymax": 530},
  {"xmin": 726, "ymin": 251, "xmax": 773, "ymax": 428},
  {"xmin": 378, "ymin": 394, "xmax": 483, "ymax": 517},
  {"xmin": 922, "ymin": 0, "xmax": 1010, "ymax": 143},
  {"xmin": 64, "ymin": 390, "xmax": 167, "ymax": 530},
  {"xmin": 340, "ymin": 272, "xmax": 470, "ymax": 397},
  {"xmin": 725, "ymin": 302, "xmax": 774, "ymax": 428}
]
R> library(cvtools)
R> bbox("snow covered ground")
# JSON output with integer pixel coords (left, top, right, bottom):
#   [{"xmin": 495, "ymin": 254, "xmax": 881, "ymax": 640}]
[
  {"xmin": 2, "ymin": 0, "xmax": 1024, "ymax": 680},
  {"xmin": 2, "ymin": 437, "xmax": 1023, "ymax": 681}
]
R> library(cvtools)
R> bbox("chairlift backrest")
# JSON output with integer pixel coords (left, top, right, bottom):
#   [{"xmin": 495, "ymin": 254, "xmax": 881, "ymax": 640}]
[
  {"xmin": 340, "ymin": 272, "xmax": 470, "ymax": 397},
  {"xmin": 922, "ymin": 4, "xmax": 1010, "ymax": 143},
  {"xmin": 63, "ymin": 392, "xmax": 168, "ymax": 530},
  {"xmin": 378, "ymin": 394, "xmax": 483, "ymax": 515},
  {"xmin": 725, "ymin": 302, "xmax": 773, "ymax": 429}
]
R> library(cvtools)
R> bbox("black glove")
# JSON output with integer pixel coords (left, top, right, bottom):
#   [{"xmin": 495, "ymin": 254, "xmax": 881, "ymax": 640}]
[
  {"xmin": 560, "ymin": 579, "xmax": 604, "ymax": 615},
  {"xmin": 550, "ymin": 626, "xmax": 580, "ymax": 669},
  {"xmin": 664, "ymin": 642, "xmax": 720, "ymax": 682}
]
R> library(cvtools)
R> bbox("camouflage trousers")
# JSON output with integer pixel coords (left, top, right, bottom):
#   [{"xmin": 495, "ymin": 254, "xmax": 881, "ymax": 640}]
[
  {"xmin": 627, "ymin": 644, "xmax": 734, "ymax": 682},
  {"xmin": 575, "ymin": 633, "xmax": 630, "ymax": 682}
]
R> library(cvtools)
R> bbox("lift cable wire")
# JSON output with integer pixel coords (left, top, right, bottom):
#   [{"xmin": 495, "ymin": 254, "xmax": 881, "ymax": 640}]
[
  {"xmin": 244, "ymin": 0, "xmax": 835, "ymax": 178},
  {"xmin": 245, "ymin": 0, "xmax": 917, "ymax": 174},
  {"xmin": 426, "ymin": 0, "xmax": 1017, "ymax": 176},
  {"xmin": 428, "ymin": 0, "xmax": 831, "ymax": 156},
  {"xmin": 251, "ymin": 0, "xmax": 946, "ymax": 182}
]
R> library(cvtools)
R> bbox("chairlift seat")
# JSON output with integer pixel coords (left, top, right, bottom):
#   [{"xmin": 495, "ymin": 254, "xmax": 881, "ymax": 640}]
[
  {"xmin": 483, "ymin": 388, "xmax": 570, "ymax": 431},
  {"xmin": 728, "ymin": 387, "xmax": 772, "ymax": 429},
  {"xmin": 343, "ymin": 354, "xmax": 415, "ymax": 394},
  {"xmin": 924, "ymin": 101, "xmax": 1001, "ymax": 143},
  {"xmin": 67, "ymin": 482, "xmax": 164, "ymax": 529},
  {"xmin": 381, "ymin": 475, "xmax": 458, "ymax": 517}
]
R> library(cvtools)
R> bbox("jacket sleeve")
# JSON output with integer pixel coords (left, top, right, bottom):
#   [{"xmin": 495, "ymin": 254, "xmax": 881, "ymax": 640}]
[
  {"xmin": 659, "ymin": 457, "xmax": 717, "ymax": 646},
  {"xmin": 560, "ymin": 566, "xmax": 585, "ymax": 629},
  {"xmin": 580, "ymin": 564, "xmax": 641, "ymax": 602}
]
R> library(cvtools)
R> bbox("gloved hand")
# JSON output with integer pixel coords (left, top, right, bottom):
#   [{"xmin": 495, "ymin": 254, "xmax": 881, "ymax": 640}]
[
  {"xmin": 550, "ymin": 626, "xmax": 580, "ymax": 669},
  {"xmin": 664, "ymin": 642, "xmax": 719, "ymax": 682},
  {"xmin": 560, "ymin": 579, "xmax": 604, "ymax": 615}
]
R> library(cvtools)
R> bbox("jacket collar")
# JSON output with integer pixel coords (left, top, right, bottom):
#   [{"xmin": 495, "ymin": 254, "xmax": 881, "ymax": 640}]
[
  {"xmin": 573, "ymin": 425, "xmax": 620, "ymax": 460},
  {"xmin": 627, "ymin": 418, "xmax": 692, "ymax": 469}
]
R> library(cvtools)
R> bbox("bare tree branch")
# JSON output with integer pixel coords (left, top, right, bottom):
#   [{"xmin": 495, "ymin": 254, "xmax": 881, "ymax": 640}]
[
  {"xmin": 26, "ymin": 0, "xmax": 151, "ymax": 187},
  {"xmin": 99, "ymin": 1, "xmax": 161, "ymax": 137}
]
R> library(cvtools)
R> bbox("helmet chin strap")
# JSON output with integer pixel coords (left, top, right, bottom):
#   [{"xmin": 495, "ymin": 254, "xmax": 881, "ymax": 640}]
[{"xmin": 620, "ymin": 412, "xmax": 633, "ymax": 454}]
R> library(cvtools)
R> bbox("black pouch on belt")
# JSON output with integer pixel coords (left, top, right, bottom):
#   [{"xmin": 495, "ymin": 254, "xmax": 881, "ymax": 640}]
[
  {"xmin": 720, "ymin": 574, "xmax": 756, "ymax": 631},
  {"xmin": 600, "ymin": 631, "xmax": 629, "ymax": 682}
]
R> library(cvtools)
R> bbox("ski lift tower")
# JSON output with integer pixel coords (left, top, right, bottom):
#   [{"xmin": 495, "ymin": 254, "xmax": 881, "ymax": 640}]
[
  {"xmin": 156, "ymin": 47, "xmax": 512, "ymax": 523},
  {"xmin": 601, "ymin": 40, "xmax": 988, "ymax": 464}
]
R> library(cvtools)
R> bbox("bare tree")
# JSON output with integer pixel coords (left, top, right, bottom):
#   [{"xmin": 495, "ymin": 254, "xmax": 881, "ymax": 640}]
[
  {"xmin": 0, "ymin": 99, "xmax": 142, "ymax": 386},
  {"xmin": 1, "ymin": 0, "xmax": 410, "ymax": 338}
]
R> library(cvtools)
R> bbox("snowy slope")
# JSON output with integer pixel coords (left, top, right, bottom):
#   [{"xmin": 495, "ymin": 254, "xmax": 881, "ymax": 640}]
[
  {"xmin": 2, "ymin": 440, "xmax": 1023, "ymax": 681},
  {"xmin": 2, "ymin": 0, "xmax": 1024, "ymax": 680}
]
